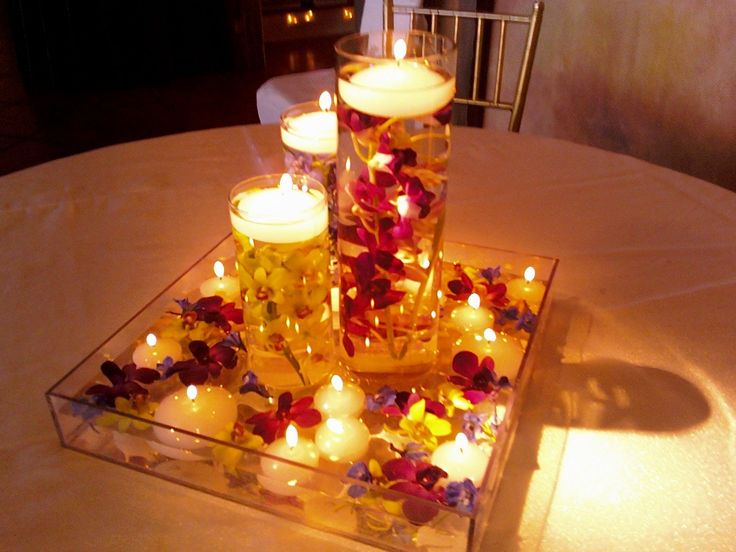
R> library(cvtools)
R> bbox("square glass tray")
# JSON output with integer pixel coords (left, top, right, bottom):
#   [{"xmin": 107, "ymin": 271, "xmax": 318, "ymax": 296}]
[{"xmin": 47, "ymin": 236, "xmax": 557, "ymax": 552}]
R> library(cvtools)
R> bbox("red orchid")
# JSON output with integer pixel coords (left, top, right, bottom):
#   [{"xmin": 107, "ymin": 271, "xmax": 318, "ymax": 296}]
[
  {"xmin": 484, "ymin": 282, "xmax": 509, "ymax": 307},
  {"xmin": 432, "ymin": 102, "xmax": 453, "ymax": 125},
  {"xmin": 446, "ymin": 270, "xmax": 475, "ymax": 301},
  {"xmin": 398, "ymin": 174, "xmax": 435, "ymax": 219},
  {"xmin": 449, "ymin": 351, "xmax": 511, "ymax": 404},
  {"xmin": 387, "ymin": 147, "xmax": 418, "ymax": 175},
  {"xmin": 175, "ymin": 296, "xmax": 243, "ymax": 333},
  {"xmin": 382, "ymin": 391, "xmax": 446, "ymax": 418},
  {"xmin": 337, "ymin": 105, "xmax": 387, "ymax": 132},
  {"xmin": 246, "ymin": 392, "xmax": 321, "ymax": 444},
  {"xmin": 383, "ymin": 457, "xmax": 447, "ymax": 524},
  {"xmin": 348, "ymin": 174, "xmax": 394, "ymax": 213},
  {"xmin": 86, "ymin": 361, "xmax": 160, "ymax": 407},
  {"xmin": 165, "ymin": 340, "xmax": 238, "ymax": 385}
]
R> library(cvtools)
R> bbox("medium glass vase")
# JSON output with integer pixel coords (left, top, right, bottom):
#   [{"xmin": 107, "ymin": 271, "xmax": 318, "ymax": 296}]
[{"xmin": 335, "ymin": 30, "xmax": 457, "ymax": 375}]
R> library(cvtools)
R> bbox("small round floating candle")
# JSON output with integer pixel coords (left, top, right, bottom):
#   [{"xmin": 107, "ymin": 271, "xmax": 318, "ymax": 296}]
[
  {"xmin": 314, "ymin": 375, "xmax": 365, "ymax": 418},
  {"xmin": 259, "ymin": 424, "xmax": 319, "ymax": 496},
  {"xmin": 152, "ymin": 385, "xmax": 238, "ymax": 456},
  {"xmin": 199, "ymin": 260, "xmax": 240, "ymax": 302},
  {"xmin": 430, "ymin": 433, "xmax": 488, "ymax": 486},
  {"xmin": 315, "ymin": 417, "xmax": 370, "ymax": 463},
  {"xmin": 132, "ymin": 333, "xmax": 182, "ymax": 368},
  {"xmin": 452, "ymin": 328, "xmax": 524, "ymax": 381},
  {"xmin": 280, "ymin": 91, "xmax": 337, "ymax": 155},
  {"xmin": 506, "ymin": 266, "xmax": 545, "ymax": 312},
  {"xmin": 449, "ymin": 293, "xmax": 494, "ymax": 333}
]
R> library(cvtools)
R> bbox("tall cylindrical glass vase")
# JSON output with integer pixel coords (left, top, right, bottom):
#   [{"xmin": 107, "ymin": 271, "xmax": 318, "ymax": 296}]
[{"xmin": 335, "ymin": 31, "xmax": 456, "ymax": 375}]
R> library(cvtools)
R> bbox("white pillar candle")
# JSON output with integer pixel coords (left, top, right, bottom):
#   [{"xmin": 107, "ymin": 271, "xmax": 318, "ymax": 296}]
[
  {"xmin": 430, "ymin": 433, "xmax": 488, "ymax": 486},
  {"xmin": 229, "ymin": 174, "xmax": 328, "ymax": 244},
  {"xmin": 314, "ymin": 375, "xmax": 365, "ymax": 418},
  {"xmin": 449, "ymin": 293, "xmax": 494, "ymax": 334},
  {"xmin": 281, "ymin": 91, "xmax": 337, "ymax": 155},
  {"xmin": 132, "ymin": 333, "xmax": 182, "ymax": 368},
  {"xmin": 338, "ymin": 39, "xmax": 455, "ymax": 118},
  {"xmin": 259, "ymin": 424, "xmax": 319, "ymax": 496},
  {"xmin": 315, "ymin": 417, "xmax": 370, "ymax": 463},
  {"xmin": 152, "ymin": 385, "xmax": 238, "ymax": 459},
  {"xmin": 452, "ymin": 328, "xmax": 524, "ymax": 381},
  {"xmin": 506, "ymin": 266, "xmax": 546, "ymax": 312},
  {"xmin": 199, "ymin": 260, "xmax": 240, "ymax": 301}
]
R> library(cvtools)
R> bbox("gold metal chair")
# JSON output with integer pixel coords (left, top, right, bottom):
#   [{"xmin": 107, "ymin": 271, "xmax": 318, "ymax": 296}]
[{"xmin": 384, "ymin": 1, "xmax": 544, "ymax": 131}]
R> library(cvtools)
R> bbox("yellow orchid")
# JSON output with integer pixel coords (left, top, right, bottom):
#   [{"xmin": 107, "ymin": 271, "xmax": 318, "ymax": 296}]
[
  {"xmin": 211, "ymin": 422, "xmax": 264, "ymax": 474},
  {"xmin": 96, "ymin": 396, "xmax": 158, "ymax": 432},
  {"xmin": 397, "ymin": 399, "xmax": 451, "ymax": 451},
  {"xmin": 437, "ymin": 383, "xmax": 474, "ymax": 417}
]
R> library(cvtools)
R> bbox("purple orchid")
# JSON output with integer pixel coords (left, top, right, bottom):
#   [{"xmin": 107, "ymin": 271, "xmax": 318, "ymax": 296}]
[
  {"xmin": 246, "ymin": 392, "xmax": 321, "ymax": 444},
  {"xmin": 480, "ymin": 266, "xmax": 502, "ymax": 283},
  {"xmin": 239, "ymin": 370, "xmax": 270, "ymax": 398},
  {"xmin": 346, "ymin": 461, "xmax": 372, "ymax": 498},
  {"xmin": 164, "ymin": 339, "xmax": 238, "ymax": 385},
  {"xmin": 444, "ymin": 479, "xmax": 478, "ymax": 513},
  {"xmin": 461, "ymin": 412, "xmax": 485, "ymax": 443},
  {"xmin": 366, "ymin": 385, "xmax": 397, "ymax": 412},
  {"xmin": 390, "ymin": 442, "xmax": 429, "ymax": 462},
  {"xmin": 174, "ymin": 296, "xmax": 243, "ymax": 333},
  {"xmin": 85, "ymin": 360, "xmax": 160, "ymax": 407},
  {"xmin": 284, "ymin": 150, "xmax": 324, "ymax": 184},
  {"xmin": 449, "ymin": 351, "xmax": 511, "ymax": 404}
]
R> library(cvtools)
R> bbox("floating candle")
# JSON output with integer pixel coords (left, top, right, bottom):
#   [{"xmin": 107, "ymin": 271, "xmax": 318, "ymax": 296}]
[
  {"xmin": 452, "ymin": 328, "xmax": 524, "ymax": 381},
  {"xmin": 132, "ymin": 333, "xmax": 182, "ymax": 368},
  {"xmin": 199, "ymin": 260, "xmax": 240, "ymax": 301},
  {"xmin": 259, "ymin": 424, "xmax": 319, "ymax": 496},
  {"xmin": 280, "ymin": 91, "xmax": 337, "ymax": 155},
  {"xmin": 430, "ymin": 433, "xmax": 488, "ymax": 486},
  {"xmin": 315, "ymin": 417, "xmax": 370, "ymax": 463},
  {"xmin": 506, "ymin": 266, "xmax": 545, "ymax": 312},
  {"xmin": 449, "ymin": 293, "xmax": 494, "ymax": 333},
  {"xmin": 314, "ymin": 375, "xmax": 365, "ymax": 418},
  {"xmin": 229, "ymin": 174, "xmax": 328, "ymax": 244},
  {"xmin": 152, "ymin": 385, "xmax": 238, "ymax": 458},
  {"xmin": 338, "ymin": 38, "xmax": 455, "ymax": 118}
]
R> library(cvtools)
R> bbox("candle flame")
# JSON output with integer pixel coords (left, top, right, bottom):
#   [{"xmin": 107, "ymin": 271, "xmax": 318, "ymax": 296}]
[
  {"xmin": 186, "ymin": 385, "xmax": 198, "ymax": 401},
  {"xmin": 468, "ymin": 293, "xmax": 481, "ymax": 309},
  {"xmin": 455, "ymin": 432, "xmax": 469, "ymax": 453},
  {"xmin": 524, "ymin": 266, "xmax": 536, "ymax": 283},
  {"xmin": 145, "ymin": 333, "xmax": 157, "ymax": 347},
  {"xmin": 213, "ymin": 260, "xmax": 225, "ymax": 278},
  {"xmin": 318, "ymin": 90, "xmax": 332, "ymax": 111},
  {"xmin": 393, "ymin": 39, "xmax": 407, "ymax": 61},
  {"xmin": 437, "ymin": 290, "xmax": 443, "ymax": 300},
  {"xmin": 279, "ymin": 173, "xmax": 294, "ymax": 191},
  {"xmin": 306, "ymin": 343, "xmax": 312, "ymax": 355},
  {"xmin": 331, "ymin": 374, "xmax": 344, "ymax": 391},
  {"xmin": 396, "ymin": 195, "xmax": 410, "ymax": 217},
  {"xmin": 286, "ymin": 424, "xmax": 298, "ymax": 448},
  {"xmin": 483, "ymin": 328, "xmax": 497, "ymax": 342},
  {"xmin": 326, "ymin": 418, "xmax": 345, "ymax": 434}
]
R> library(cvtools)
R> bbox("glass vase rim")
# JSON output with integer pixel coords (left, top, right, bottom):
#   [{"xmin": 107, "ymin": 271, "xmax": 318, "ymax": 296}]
[{"xmin": 335, "ymin": 29, "xmax": 457, "ymax": 65}]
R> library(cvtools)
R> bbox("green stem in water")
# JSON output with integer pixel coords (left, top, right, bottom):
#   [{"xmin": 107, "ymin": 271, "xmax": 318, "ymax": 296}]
[
  {"xmin": 281, "ymin": 343, "xmax": 307, "ymax": 386},
  {"xmin": 397, "ymin": 210, "xmax": 446, "ymax": 360}
]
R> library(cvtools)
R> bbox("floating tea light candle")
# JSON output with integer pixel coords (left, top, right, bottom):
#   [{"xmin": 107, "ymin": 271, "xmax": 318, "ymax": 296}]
[
  {"xmin": 199, "ymin": 260, "xmax": 240, "ymax": 301},
  {"xmin": 132, "ymin": 333, "xmax": 182, "ymax": 368},
  {"xmin": 259, "ymin": 424, "xmax": 319, "ymax": 496},
  {"xmin": 449, "ymin": 293, "xmax": 494, "ymax": 333},
  {"xmin": 430, "ymin": 433, "xmax": 488, "ymax": 486},
  {"xmin": 315, "ymin": 417, "xmax": 370, "ymax": 463},
  {"xmin": 314, "ymin": 375, "xmax": 365, "ymax": 418},
  {"xmin": 338, "ymin": 38, "xmax": 455, "ymax": 118},
  {"xmin": 280, "ymin": 91, "xmax": 337, "ymax": 155},
  {"xmin": 152, "ymin": 385, "xmax": 238, "ymax": 459},
  {"xmin": 506, "ymin": 266, "xmax": 545, "ymax": 312}
]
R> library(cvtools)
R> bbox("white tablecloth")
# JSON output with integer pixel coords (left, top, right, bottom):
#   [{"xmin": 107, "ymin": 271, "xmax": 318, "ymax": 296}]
[{"xmin": 2, "ymin": 125, "xmax": 735, "ymax": 550}]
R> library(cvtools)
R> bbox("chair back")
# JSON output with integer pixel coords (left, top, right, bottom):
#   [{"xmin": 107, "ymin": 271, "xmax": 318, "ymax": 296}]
[{"xmin": 383, "ymin": 1, "xmax": 544, "ymax": 131}]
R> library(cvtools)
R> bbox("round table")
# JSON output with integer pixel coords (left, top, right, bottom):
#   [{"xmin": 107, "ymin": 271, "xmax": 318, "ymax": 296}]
[{"xmin": 2, "ymin": 125, "xmax": 734, "ymax": 551}]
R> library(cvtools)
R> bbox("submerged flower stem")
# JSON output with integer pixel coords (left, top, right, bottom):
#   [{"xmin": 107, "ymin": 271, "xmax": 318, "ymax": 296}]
[
  {"xmin": 281, "ymin": 343, "xmax": 307, "ymax": 385},
  {"xmin": 351, "ymin": 133, "xmax": 371, "ymax": 164},
  {"xmin": 397, "ymin": 210, "xmax": 446, "ymax": 360},
  {"xmin": 385, "ymin": 306, "xmax": 399, "ymax": 358}
]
